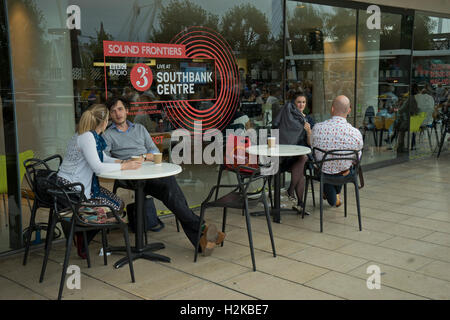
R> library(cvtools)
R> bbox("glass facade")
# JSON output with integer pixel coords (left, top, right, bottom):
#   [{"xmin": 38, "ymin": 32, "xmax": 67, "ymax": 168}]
[{"xmin": 0, "ymin": 0, "xmax": 449, "ymax": 253}]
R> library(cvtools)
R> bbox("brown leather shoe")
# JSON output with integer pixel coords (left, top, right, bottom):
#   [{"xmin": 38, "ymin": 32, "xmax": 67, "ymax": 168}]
[
  {"xmin": 199, "ymin": 224, "xmax": 219, "ymax": 256},
  {"xmin": 216, "ymin": 230, "xmax": 226, "ymax": 245},
  {"xmin": 203, "ymin": 225, "xmax": 226, "ymax": 245},
  {"xmin": 335, "ymin": 194, "xmax": 342, "ymax": 207}
]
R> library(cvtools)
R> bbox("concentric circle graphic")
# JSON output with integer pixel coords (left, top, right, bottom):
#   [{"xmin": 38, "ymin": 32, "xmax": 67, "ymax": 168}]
[{"xmin": 163, "ymin": 26, "xmax": 240, "ymax": 132}]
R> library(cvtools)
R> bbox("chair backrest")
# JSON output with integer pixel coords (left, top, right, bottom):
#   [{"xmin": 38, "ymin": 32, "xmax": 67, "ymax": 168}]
[
  {"xmin": 224, "ymin": 133, "xmax": 259, "ymax": 174},
  {"xmin": 374, "ymin": 116, "xmax": 384, "ymax": 130},
  {"xmin": 313, "ymin": 147, "xmax": 361, "ymax": 174},
  {"xmin": 364, "ymin": 106, "xmax": 375, "ymax": 125},
  {"xmin": 410, "ymin": 112, "xmax": 427, "ymax": 133},
  {"xmin": 43, "ymin": 178, "xmax": 84, "ymax": 221},
  {"xmin": 384, "ymin": 117, "xmax": 396, "ymax": 130},
  {"xmin": 23, "ymin": 155, "xmax": 62, "ymax": 206},
  {"xmin": 0, "ymin": 150, "xmax": 34, "ymax": 194}
]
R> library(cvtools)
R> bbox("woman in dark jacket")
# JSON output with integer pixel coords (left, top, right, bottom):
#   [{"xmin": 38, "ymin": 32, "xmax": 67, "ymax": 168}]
[{"xmin": 273, "ymin": 92, "xmax": 314, "ymax": 211}]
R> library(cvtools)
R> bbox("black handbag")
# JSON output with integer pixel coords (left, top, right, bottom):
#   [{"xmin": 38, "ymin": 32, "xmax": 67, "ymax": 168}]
[{"xmin": 126, "ymin": 197, "xmax": 165, "ymax": 233}]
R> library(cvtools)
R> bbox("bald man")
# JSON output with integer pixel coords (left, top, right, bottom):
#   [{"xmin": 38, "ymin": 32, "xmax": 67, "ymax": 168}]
[{"xmin": 311, "ymin": 95, "xmax": 363, "ymax": 207}]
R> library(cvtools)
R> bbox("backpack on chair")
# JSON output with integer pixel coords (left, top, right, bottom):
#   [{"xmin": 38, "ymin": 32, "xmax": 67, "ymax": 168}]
[{"xmin": 224, "ymin": 133, "xmax": 259, "ymax": 174}]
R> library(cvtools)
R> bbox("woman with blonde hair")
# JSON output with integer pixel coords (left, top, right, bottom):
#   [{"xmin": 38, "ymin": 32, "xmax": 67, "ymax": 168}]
[{"xmin": 57, "ymin": 104, "xmax": 141, "ymax": 258}]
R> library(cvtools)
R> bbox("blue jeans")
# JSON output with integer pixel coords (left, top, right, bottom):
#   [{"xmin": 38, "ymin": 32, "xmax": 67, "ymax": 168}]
[{"xmin": 323, "ymin": 169, "xmax": 355, "ymax": 206}]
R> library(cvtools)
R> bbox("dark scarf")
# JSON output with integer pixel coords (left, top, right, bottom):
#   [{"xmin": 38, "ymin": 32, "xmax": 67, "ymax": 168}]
[
  {"xmin": 90, "ymin": 130, "xmax": 107, "ymax": 198},
  {"xmin": 273, "ymin": 102, "xmax": 306, "ymax": 145}
]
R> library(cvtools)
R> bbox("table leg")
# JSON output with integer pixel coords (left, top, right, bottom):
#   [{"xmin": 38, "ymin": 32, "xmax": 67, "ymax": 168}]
[
  {"xmin": 273, "ymin": 171, "xmax": 281, "ymax": 223},
  {"xmin": 113, "ymin": 181, "xmax": 170, "ymax": 268}
]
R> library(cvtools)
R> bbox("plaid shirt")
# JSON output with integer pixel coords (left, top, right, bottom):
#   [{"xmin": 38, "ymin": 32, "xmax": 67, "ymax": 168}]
[{"xmin": 311, "ymin": 116, "xmax": 363, "ymax": 174}]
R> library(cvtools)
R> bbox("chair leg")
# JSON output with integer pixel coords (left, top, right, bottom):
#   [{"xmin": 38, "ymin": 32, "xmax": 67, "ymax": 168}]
[
  {"xmin": 194, "ymin": 205, "xmax": 206, "ymax": 262},
  {"xmin": 39, "ymin": 209, "xmax": 57, "ymax": 283},
  {"xmin": 101, "ymin": 229, "xmax": 108, "ymax": 266},
  {"xmin": 310, "ymin": 175, "xmax": 316, "ymax": 207},
  {"xmin": 175, "ymin": 217, "xmax": 180, "ymax": 232},
  {"xmin": 434, "ymin": 125, "xmax": 440, "ymax": 150},
  {"xmin": 221, "ymin": 208, "xmax": 227, "ymax": 247},
  {"xmin": 355, "ymin": 183, "xmax": 362, "ymax": 231},
  {"xmin": 320, "ymin": 180, "xmax": 324, "ymax": 233},
  {"xmin": 44, "ymin": 208, "xmax": 54, "ymax": 252},
  {"xmin": 437, "ymin": 130, "xmax": 447, "ymax": 158},
  {"xmin": 302, "ymin": 176, "xmax": 309, "ymax": 219},
  {"xmin": 23, "ymin": 201, "xmax": 38, "ymax": 266},
  {"xmin": 262, "ymin": 192, "xmax": 276, "ymax": 257},
  {"xmin": 214, "ymin": 166, "xmax": 223, "ymax": 201},
  {"xmin": 372, "ymin": 130, "xmax": 378, "ymax": 147},
  {"xmin": 122, "ymin": 226, "xmax": 135, "ymax": 283},
  {"xmin": 58, "ymin": 219, "xmax": 76, "ymax": 300},
  {"xmin": 83, "ymin": 231, "xmax": 91, "ymax": 268},
  {"xmin": 268, "ymin": 176, "xmax": 273, "ymax": 208},
  {"xmin": 427, "ymin": 128, "xmax": 433, "ymax": 152},
  {"xmin": 243, "ymin": 198, "xmax": 256, "ymax": 271},
  {"xmin": 2, "ymin": 193, "xmax": 7, "ymax": 227},
  {"xmin": 344, "ymin": 184, "xmax": 347, "ymax": 218}
]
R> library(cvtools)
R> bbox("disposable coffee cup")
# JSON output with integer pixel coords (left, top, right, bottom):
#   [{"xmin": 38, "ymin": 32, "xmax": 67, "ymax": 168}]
[
  {"xmin": 153, "ymin": 153, "xmax": 162, "ymax": 165},
  {"xmin": 268, "ymin": 137, "xmax": 276, "ymax": 148},
  {"xmin": 131, "ymin": 155, "xmax": 142, "ymax": 161}
]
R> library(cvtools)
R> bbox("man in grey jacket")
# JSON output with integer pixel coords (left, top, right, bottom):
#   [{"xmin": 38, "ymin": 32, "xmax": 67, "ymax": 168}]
[{"xmin": 103, "ymin": 96, "xmax": 224, "ymax": 255}]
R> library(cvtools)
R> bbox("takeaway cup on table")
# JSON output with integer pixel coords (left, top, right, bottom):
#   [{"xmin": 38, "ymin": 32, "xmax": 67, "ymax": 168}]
[
  {"xmin": 268, "ymin": 137, "xmax": 276, "ymax": 148},
  {"xmin": 153, "ymin": 153, "xmax": 162, "ymax": 165}
]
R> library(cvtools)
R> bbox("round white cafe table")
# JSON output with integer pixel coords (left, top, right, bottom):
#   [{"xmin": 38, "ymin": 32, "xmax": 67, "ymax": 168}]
[
  {"xmin": 247, "ymin": 144, "xmax": 311, "ymax": 223},
  {"xmin": 98, "ymin": 162, "xmax": 182, "ymax": 268},
  {"xmin": 98, "ymin": 162, "xmax": 182, "ymax": 180},
  {"xmin": 247, "ymin": 144, "xmax": 311, "ymax": 157}
]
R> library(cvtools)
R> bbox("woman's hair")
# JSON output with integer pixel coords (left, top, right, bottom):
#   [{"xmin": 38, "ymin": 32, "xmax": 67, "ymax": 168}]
[
  {"xmin": 77, "ymin": 104, "xmax": 109, "ymax": 134},
  {"xmin": 292, "ymin": 92, "xmax": 307, "ymax": 103}
]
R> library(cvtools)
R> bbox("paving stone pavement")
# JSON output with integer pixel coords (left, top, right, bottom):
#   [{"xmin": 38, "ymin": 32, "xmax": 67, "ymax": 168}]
[{"xmin": 1, "ymin": 153, "xmax": 449, "ymax": 300}]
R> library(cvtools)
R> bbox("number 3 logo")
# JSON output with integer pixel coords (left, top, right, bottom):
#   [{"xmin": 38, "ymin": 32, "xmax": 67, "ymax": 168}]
[{"xmin": 130, "ymin": 63, "xmax": 153, "ymax": 92}]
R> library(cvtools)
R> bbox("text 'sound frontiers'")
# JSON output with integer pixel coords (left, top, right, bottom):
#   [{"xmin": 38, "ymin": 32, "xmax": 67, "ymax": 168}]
[{"xmin": 102, "ymin": 26, "xmax": 240, "ymax": 132}]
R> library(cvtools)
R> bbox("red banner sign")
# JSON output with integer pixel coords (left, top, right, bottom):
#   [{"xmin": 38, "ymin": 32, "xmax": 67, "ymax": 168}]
[{"xmin": 103, "ymin": 40, "xmax": 187, "ymax": 58}]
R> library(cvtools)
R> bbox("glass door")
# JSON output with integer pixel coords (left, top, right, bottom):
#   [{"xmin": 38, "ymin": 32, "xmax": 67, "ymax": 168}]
[
  {"xmin": 356, "ymin": 8, "xmax": 414, "ymax": 165},
  {"xmin": 285, "ymin": 1, "xmax": 357, "ymax": 122}
]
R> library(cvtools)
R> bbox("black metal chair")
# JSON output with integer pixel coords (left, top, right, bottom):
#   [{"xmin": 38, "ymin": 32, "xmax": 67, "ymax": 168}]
[
  {"xmin": 194, "ymin": 165, "xmax": 276, "ymax": 271},
  {"xmin": 303, "ymin": 148, "xmax": 362, "ymax": 233},
  {"xmin": 215, "ymin": 131, "xmax": 273, "ymax": 209},
  {"xmin": 42, "ymin": 177, "xmax": 135, "ymax": 300},
  {"xmin": 22, "ymin": 155, "xmax": 63, "ymax": 266}
]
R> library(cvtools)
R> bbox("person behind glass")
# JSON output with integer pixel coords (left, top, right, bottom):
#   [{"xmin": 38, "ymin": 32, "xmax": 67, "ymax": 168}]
[
  {"xmin": 133, "ymin": 93, "xmax": 158, "ymax": 134},
  {"xmin": 57, "ymin": 104, "xmax": 142, "ymax": 259},
  {"xmin": 311, "ymin": 95, "xmax": 363, "ymax": 207},
  {"xmin": 273, "ymin": 92, "xmax": 314, "ymax": 212},
  {"xmin": 103, "ymin": 96, "xmax": 225, "ymax": 256}
]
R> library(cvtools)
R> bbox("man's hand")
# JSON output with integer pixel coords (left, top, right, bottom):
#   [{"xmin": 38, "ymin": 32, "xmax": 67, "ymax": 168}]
[{"xmin": 144, "ymin": 153, "xmax": 154, "ymax": 161}]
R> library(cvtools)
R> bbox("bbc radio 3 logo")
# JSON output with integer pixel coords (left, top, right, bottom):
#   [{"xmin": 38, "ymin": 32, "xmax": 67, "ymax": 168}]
[{"xmin": 130, "ymin": 63, "xmax": 153, "ymax": 92}]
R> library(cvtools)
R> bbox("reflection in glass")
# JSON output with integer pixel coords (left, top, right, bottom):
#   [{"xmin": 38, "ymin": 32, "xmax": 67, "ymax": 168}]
[{"xmin": 286, "ymin": 1, "xmax": 356, "ymax": 123}]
